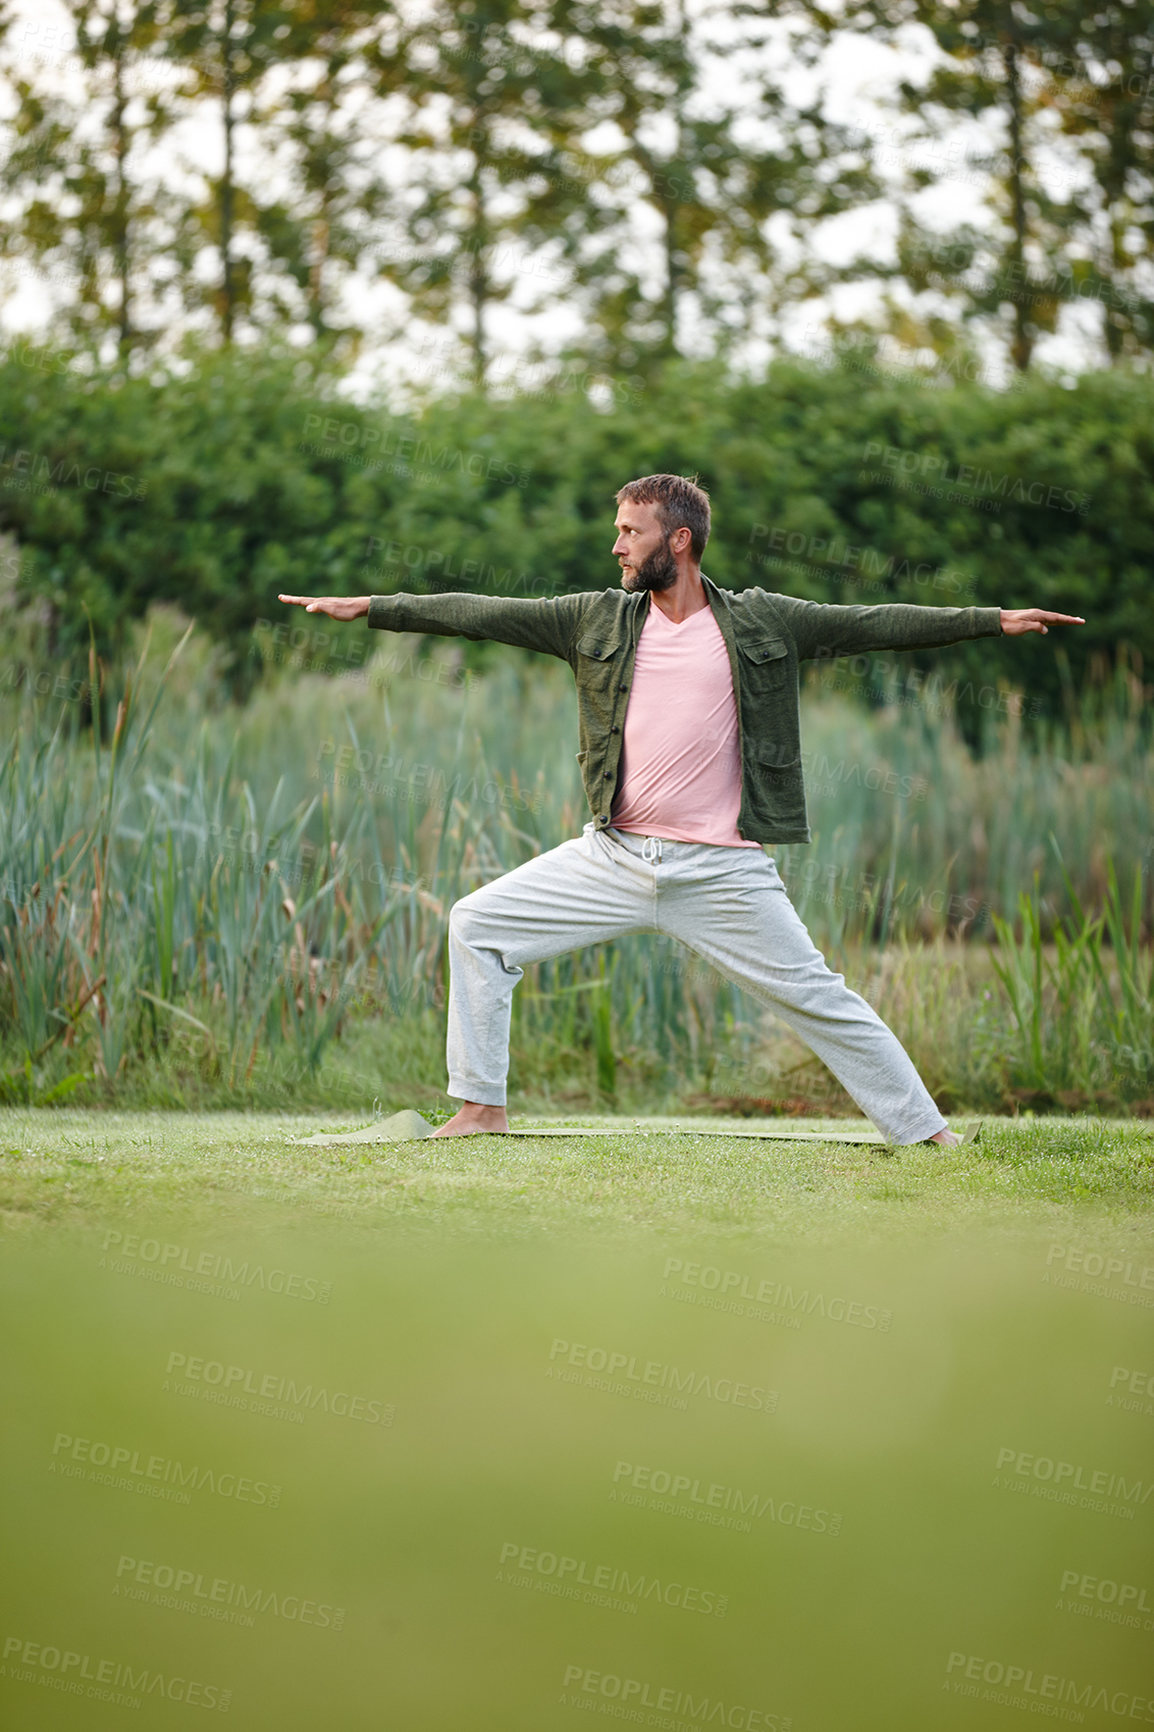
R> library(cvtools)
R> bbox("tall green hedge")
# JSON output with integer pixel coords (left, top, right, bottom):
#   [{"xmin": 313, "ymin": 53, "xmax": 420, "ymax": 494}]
[{"xmin": 1, "ymin": 341, "xmax": 1148, "ymax": 728}]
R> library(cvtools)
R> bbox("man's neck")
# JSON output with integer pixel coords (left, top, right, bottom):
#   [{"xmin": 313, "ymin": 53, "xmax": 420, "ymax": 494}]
[{"xmin": 648, "ymin": 564, "xmax": 708, "ymax": 624}]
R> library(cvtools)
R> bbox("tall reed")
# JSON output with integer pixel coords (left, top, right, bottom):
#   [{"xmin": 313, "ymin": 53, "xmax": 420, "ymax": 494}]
[{"xmin": 0, "ymin": 608, "xmax": 1149, "ymax": 1109}]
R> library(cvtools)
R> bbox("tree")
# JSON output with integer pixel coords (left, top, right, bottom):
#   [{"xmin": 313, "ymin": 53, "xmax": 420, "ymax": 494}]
[
  {"xmin": 1028, "ymin": 0, "xmax": 1154, "ymax": 364},
  {"xmin": 0, "ymin": 0, "xmax": 178, "ymax": 356},
  {"xmin": 247, "ymin": 0, "xmax": 398, "ymax": 345},
  {"xmin": 532, "ymin": 0, "xmax": 887, "ymax": 374},
  {"xmin": 153, "ymin": 0, "xmax": 295, "ymax": 343},
  {"xmin": 836, "ymin": 0, "xmax": 1081, "ymax": 373},
  {"xmin": 363, "ymin": 0, "xmax": 602, "ymax": 388}
]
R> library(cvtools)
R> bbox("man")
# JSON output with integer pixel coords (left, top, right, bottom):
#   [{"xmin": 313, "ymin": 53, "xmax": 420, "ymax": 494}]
[{"xmin": 281, "ymin": 472, "xmax": 1083, "ymax": 1146}]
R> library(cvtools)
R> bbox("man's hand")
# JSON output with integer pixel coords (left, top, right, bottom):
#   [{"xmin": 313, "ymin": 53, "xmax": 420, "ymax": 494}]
[
  {"xmin": 278, "ymin": 594, "xmax": 371, "ymax": 621},
  {"xmin": 1000, "ymin": 607, "xmax": 1085, "ymax": 636}
]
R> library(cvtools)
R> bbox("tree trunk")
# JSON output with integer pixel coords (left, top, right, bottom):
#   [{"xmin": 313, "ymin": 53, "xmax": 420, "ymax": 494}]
[
  {"xmin": 310, "ymin": 212, "xmax": 330, "ymax": 335},
  {"xmin": 1103, "ymin": 198, "xmax": 1126, "ymax": 363},
  {"xmin": 221, "ymin": 0, "xmax": 236, "ymax": 344},
  {"xmin": 111, "ymin": 29, "xmax": 132, "ymax": 352},
  {"xmin": 662, "ymin": 200, "xmax": 678, "ymax": 357},
  {"xmin": 661, "ymin": 0, "xmax": 688, "ymax": 358},
  {"xmin": 1003, "ymin": 36, "xmax": 1032, "ymax": 372},
  {"xmin": 467, "ymin": 129, "xmax": 488, "ymax": 389},
  {"xmin": 308, "ymin": 71, "xmax": 335, "ymax": 335}
]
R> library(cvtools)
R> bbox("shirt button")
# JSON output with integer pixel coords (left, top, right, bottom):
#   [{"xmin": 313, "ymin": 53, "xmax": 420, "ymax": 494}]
[
  {"xmin": 618, "ymin": 683, "xmax": 627, "ymax": 691},
  {"xmin": 611, "ymin": 725, "xmax": 620, "ymax": 733}
]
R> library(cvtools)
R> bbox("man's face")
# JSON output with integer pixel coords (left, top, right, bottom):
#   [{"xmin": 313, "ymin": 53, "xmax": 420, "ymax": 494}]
[{"xmin": 612, "ymin": 500, "xmax": 677, "ymax": 593}]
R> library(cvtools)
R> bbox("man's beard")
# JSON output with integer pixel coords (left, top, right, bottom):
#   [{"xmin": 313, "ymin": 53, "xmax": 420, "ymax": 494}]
[{"xmin": 620, "ymin": 540, "xmax": 678, "ymax": 593}]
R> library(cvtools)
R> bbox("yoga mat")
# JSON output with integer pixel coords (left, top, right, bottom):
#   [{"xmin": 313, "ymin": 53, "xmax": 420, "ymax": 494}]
[{"xmin": 292, "ymin": 1111, "xmax": 984, "ymax": 1149}]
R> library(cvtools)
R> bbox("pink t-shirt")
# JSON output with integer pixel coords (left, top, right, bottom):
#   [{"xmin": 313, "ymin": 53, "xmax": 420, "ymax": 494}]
[{"xmin": 609, "ymin": 601, "xmax": 762, "ymax": 847}]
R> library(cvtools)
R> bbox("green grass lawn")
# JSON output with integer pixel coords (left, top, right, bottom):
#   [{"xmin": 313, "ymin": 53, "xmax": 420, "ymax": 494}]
[
  {"xmin": 1, "ymin": 1111, "xmax": 1152, "ymax": 1243},
  {"xmin": 3, "ymin": 1112, "xmax": 1153, "ymax": 1732}
]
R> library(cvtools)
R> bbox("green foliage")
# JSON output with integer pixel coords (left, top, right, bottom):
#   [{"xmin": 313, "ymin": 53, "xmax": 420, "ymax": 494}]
[
  {"xmin": 0, "ymin": 620, "xmax": 384, "ymax": 1094},
  {"xmin": 990, "ymin": 841, "xmax": 1154, "ymax": 1099},
  {"xmin": 1, "ymin": 346, "xmax": 1150, "ymax": 725},
  {"xmin": 0, "ymin": 344, "xmax": 394, "ymax": 676},
  {"xmin": 990, "ymin": 860, "xmax": 1150, "ymax": 1099}
]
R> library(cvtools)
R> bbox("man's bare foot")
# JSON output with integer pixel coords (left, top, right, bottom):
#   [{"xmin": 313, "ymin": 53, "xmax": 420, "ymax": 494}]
[
  {"xmin": 926, "ymin": 1126, "xmax": 963, "ymax": 1147},
  {"xmin": 429, "ymin": 1103, "xmax": 509, "ymax": 1138}
]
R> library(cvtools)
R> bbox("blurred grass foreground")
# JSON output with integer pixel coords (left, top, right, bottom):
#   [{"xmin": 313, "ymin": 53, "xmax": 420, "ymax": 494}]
[
  {"xmin": 0, "ymin": 604, "xmax": 1150, "ymax": 1120},
  {"xmin": 3, "ymin": 1208, "xmax": 1154, "ymax": 1732}
]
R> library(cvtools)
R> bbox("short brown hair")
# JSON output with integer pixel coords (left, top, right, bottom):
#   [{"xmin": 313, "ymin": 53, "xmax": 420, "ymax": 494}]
[{"xmin": 616, "ymin": 473, "xmax": 711, "ymax": 562}]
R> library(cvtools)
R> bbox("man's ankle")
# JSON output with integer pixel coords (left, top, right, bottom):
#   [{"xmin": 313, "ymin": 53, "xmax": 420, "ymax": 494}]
[
  {"xmin": 448, "ymin": 1102, "xmax": 509, "ymax": 1127},
  {"xmin": 429, "ymin": 1101, "xmax": 509, "ymax": 1138}
]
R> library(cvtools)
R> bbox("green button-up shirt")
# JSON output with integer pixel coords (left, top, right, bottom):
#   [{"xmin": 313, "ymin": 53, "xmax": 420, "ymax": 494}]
[{"xmin": 367, "ymin": 576, "xmax": 1003, "ymax": 845}]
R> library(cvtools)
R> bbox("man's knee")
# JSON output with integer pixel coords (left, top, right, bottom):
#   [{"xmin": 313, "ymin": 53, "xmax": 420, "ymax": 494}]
[
  {"xmin": 448, "ymin": 892, "xmax": 487, "ymax": 947},
  {"xmin": 448, "ymin": 895, "xmax": 474, "ymax": 933}
]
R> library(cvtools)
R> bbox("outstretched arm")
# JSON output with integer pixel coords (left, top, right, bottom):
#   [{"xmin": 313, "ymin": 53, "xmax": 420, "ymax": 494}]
[
  {"xmin": 278, "ymin": 590, "xmax": 587, "ymax": 660},
  {"xmin": 773, "ymin": 594, "xmax": 1003, "ymax": 659},
  {"xmin": 766, "ymin": 591, "xmax": 1084, "ymax": 660}
]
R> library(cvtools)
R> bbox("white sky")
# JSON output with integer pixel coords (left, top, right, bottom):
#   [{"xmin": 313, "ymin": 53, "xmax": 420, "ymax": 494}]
[{"xmin": 0, "ymin": 0, "xmax": 1110, "ymax": 401}]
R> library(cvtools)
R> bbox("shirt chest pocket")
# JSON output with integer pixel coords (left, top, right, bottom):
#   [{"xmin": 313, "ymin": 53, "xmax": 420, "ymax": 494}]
[
  {"xmin": 736, "ymin": 634, "xmax": 790, "ymax": 687},
  {"xmin": 575, "ymin": 630, "xmax": 625, "ymax": 723},
  {"xmin": 571, "ymin": 637, "xmax": 623, "ymax": 689}
]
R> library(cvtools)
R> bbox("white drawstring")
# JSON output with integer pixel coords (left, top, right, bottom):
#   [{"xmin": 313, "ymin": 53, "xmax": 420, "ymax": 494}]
[{"xmin": 640, "ymin": 836, "xmax": 662, "ymax": 864}]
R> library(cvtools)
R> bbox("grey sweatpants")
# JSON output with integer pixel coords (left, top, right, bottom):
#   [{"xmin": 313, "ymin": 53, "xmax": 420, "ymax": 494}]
[{"xmin": 444, "ymin": 823, "xmax": 950, "ymax": 1145}]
